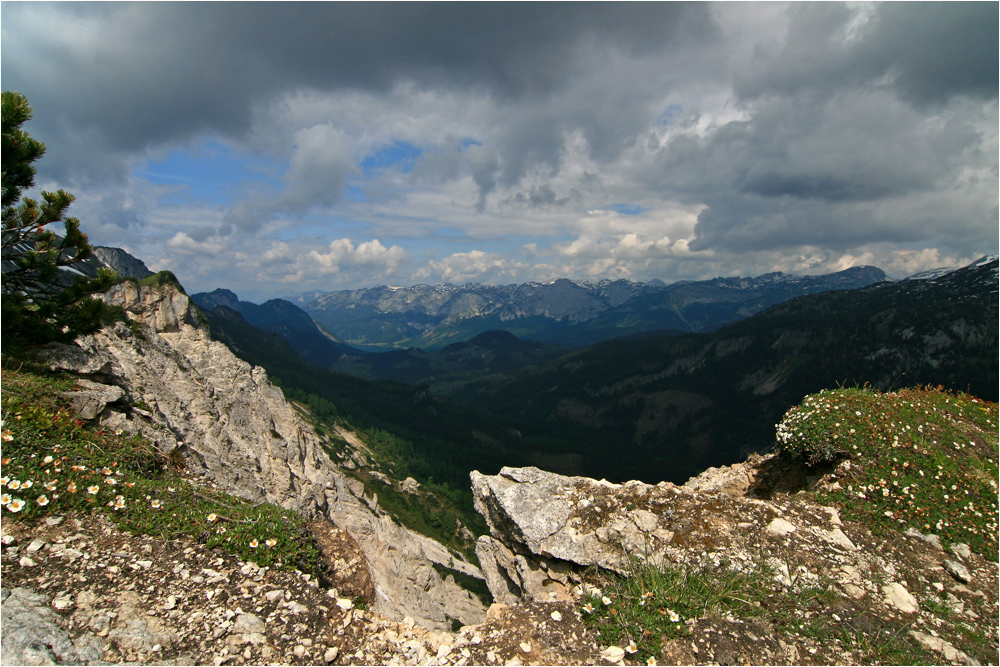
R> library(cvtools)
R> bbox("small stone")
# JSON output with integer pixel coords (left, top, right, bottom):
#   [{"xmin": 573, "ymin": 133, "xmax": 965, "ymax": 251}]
[
  {"xmin": 26, "ymin": 539, "xmax": 46, "ymax": 553},
  {"xmin": 601, "ymin": 645, "xmax": 626, "ymax": 663},
  {"xmin": 19, "ymin": 556, "xmax": 36, "ymax": 567},
  {"xmin": 883, "ymin": 583, "xmax": 919, "ymax": 614},
  {"xmin": 233, "ymin": 613, "xmax": 266, "ymax": 634},
  {"xmin": 519, "ymin": 642, "xmax": 532, "ymax": 653},
  {"xmin": 550, "ymin": 610, "xmax": 563, "ymax": 622},
  {"xmin": 163, "ymin": 595, "xmax": 176, "ymax": 610},
  {"xmin": 336, "ymin": 598, "xmax": 354, "ymax": 611},
  {"xmin": 324, "ymin": 647, "xmax": 339, "ymax": 662},
  {"xmin": 286, "ymin": 600, "xmax": 309, "ymax": 614},
  {"xmin": 136, "ymin": 560, "xmax": 153, "ymax": 569},
  {"xmin": 948, "ymin": 543, "xmax": 972, "ymax": 561},
  {"xmin": 52, "ymin": 596, "xmax": 73, "ymax": 610},
  {"xmin": 264, "ymin": 589, "xmax": 285, "ymax": 602},
  {"xmin": 904, "ymin": 527, "xmax": 943, "ymax": 550},
  {"xmin": 0, "ymin": 534, "xmax": 16, "ymax": 547},
  {"xmin": 909, "ymin": 630, "xmax": 975, "ymax": 665},
  {"xmin": 765, "ymin": 518, "xmax": 796, "ymax": 537},
  {"xmin": 293, "ymin": 645, "xmax": 306, "ymax": 658},
  {"xmin": 824, "ymin": 506, "xmax": 843, "ymax": 526},
  {"xmin": 823, "ymin": 527, "xmax": 857, "ymax": 551},
  {"xmin": 943, "ymin": 560, "xmax": 971, "ymax": 584},
  {"xmin": 75, "ymin": 590, "xmax": 97, "ymax": 608}
]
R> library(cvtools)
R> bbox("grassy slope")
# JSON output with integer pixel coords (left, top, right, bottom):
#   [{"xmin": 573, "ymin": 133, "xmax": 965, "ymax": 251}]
[
  {"xmin": 578, "ymin": 386, "xmax": 998, "ymax": 665},
  {"xmin": 1, "ymin": 359, "xmax": 324, "ymax": 577}
]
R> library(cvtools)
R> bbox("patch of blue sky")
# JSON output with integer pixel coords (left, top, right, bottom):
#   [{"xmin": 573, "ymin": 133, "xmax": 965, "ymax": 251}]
[
  {"xmin": 655, "ymin": 104, "xmax": 684, "ymax": 126},
  {"xmin": 359, "ymin": 140, "xmax": 423, "ymax": 176},
  {"xmin": 456, "ymin": 137, "xmax": 483, "ymax": 151},
  {"xmin": 428, "ymin": 226, "xmax": 468, "ymax": 240},
  {"xmin": 134, "ymin": 140, "xmax": 276, "ymax": 206},
  {"xmin": 271, "ymin": 215, "xmax": 372, "ymax": 242},
  {"xmin": 610, "ymin": 203, "xmax": 645, "ymax": 216},
  {"xmin": 341, "ymin": 185, "xmax": 368, "ymax": 203}
]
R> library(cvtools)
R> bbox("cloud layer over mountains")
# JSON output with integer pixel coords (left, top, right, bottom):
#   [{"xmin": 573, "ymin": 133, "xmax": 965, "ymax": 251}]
[{"xmin": 2, "ymin": 2, "xmax": 996, "ymax": 299}]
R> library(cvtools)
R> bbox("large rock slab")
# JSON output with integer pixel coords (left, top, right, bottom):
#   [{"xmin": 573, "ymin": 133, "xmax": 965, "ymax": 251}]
[
  {"xmin": 471, "ymin": 467, "xmax": 681, "ymax": 580},
  {"xmin": 1, "ymin": 587, "xmax": 105, "ymax": 665},
  {"xmin": 469, "ymin": 466, "xmax": 897, "ymax": 606}
]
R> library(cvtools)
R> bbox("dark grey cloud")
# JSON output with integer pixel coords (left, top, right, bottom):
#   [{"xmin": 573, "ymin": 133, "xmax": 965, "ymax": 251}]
[
  {"xmin": 633, "ymin": 2, "xmax": 1000, "ymax": 258},
  {"xmin": 1, "ymin": 2, "xmax": 716, "ymax": 185},
  {"xmin": 733, "ymin": 2, "xmax": 998, "ymax": 105},
  {"xmin": 648, "ymin": 86, "xmax": 994, "ymax": 254}
]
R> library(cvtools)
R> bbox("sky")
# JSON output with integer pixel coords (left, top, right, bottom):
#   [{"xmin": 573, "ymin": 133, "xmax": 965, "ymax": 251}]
[{"xmin": 2, "ymin": 2, "xmax": 997, "ymax": 302}]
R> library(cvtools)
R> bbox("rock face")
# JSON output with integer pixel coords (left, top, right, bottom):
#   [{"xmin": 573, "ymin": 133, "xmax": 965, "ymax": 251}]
[
  {"xmin": 92, "ymin": 246, "xmax": 154, "ymax": 279},
  {"xmin": 470, "ymin": 465, "xmax": 997, "ymax": 631},
  {"xmin": 39, "ymin": 279, "xmax": 485, "ymax": 631},
  {"xmin": 1, "ymin": 587, "xmax": 105, "ymax": 665}
]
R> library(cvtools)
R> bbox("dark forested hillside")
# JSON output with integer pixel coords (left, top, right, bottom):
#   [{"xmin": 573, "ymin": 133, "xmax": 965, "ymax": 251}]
[
  {"xmin": 446, "ymin": 258, "xmax": 998, "ymax": 484},
  {"xmin": 327, "ymin": 330, "xmax": 572, "ymax": 392},
  {"xmin": 192, "ymin": 289, "xmax": 360, "ymax": 368}
]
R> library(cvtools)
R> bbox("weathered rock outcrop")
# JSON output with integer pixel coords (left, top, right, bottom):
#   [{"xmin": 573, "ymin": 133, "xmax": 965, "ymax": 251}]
[
  {"xmin": 39, "ymin": 280, "xmax": 485, "ymax": 631},
  {"xmin": 470, "ymin": 465, "xmax": 997, "ymax": 654},
  {"xmin": 1, "ymin": 587, "xmax": 105, "ymax": 666}
]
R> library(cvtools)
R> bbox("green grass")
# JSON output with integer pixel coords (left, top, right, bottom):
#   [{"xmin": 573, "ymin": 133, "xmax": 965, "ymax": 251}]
[
  {"xmin": 1, "ymin": 360, "xmax": 322, "ymax": 576},
  {"xmin": 579, "ymin": 556, "xmax": 945, "ymax": 666},
  {"xmin": 579, "ymin": 557, "xmax": 772, "ymax": 663},
  {"xmin": 775, "ymin": 386, "xmax": 998, "ymax": 560}
]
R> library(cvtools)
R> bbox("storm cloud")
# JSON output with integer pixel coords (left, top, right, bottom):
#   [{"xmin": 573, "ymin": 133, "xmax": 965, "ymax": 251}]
[{"xmin": 1, "ymin": 2, "xmax": 995, "ymax": 299}]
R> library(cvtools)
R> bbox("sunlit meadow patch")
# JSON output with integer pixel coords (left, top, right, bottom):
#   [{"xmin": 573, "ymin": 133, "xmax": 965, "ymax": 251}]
[
  {"xmin": 579, "ymin": 558, "xmax": 773, "ymax": 664},
  {"xmin": 775, "ymin": 386, "xmax": 998, "ymax": 560},
  {"xmin": 1, "ymin": 364, "xmax": 322, "ymax": 576}
]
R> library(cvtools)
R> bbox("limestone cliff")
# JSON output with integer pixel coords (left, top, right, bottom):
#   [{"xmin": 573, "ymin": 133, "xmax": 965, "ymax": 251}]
[{"xmin": 39, "ymin": 279, "xmax": 485, "ymax": 631}]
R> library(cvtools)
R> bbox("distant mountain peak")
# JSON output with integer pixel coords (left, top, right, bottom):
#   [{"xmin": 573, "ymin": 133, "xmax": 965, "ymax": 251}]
[
  {"xmin": 92, "ymin": 246, "xmax": 154, "ymax": 279},
  {"xmin": 301, "ymin": 266, "xmax": 891, "ymax": 350}
]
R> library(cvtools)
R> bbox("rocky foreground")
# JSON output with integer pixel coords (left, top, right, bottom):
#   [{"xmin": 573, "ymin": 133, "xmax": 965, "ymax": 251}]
[
  {"xmin": 3, "ymin": 456, "xmax": 997, "ymax": 665},
  {"xmin": 2, "ymin": 511, "xmax": 601, "ymax": 666}
]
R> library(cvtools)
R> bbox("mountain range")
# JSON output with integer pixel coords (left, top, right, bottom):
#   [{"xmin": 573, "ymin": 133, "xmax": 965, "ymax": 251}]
[{"xmin": 296, "ymin": 266, "xmax": 890, "ymax": 350}]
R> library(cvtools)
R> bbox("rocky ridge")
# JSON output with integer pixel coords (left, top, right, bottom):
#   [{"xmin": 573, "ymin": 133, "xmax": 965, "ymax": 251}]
[{"xmin": 33, "ymin": 278, "xmax": 485, "ymax": 631}]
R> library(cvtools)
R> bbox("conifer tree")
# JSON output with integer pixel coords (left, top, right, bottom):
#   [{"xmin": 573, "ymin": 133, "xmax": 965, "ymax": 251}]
[{"xmin": 2, "ymin": 91, "xmax": 120, "ymax": 347}]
